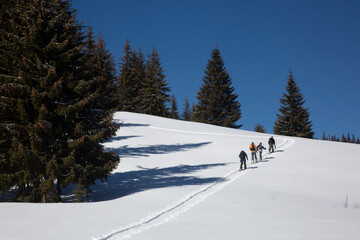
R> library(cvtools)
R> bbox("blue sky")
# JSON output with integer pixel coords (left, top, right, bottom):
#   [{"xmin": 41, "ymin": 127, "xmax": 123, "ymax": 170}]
[{"xmin": 72, "ymin": 0, "xmax": 360, "ymax": 139}]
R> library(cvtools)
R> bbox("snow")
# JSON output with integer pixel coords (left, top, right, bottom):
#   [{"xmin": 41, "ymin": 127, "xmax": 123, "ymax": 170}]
[{"xmin": 1, "ymin": 111, "xmax": 360, "ymax": 240}]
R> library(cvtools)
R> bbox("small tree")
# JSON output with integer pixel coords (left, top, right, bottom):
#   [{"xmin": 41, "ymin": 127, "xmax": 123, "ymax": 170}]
[
  {"xmin": 169, "ymin": 95, "xmax": 179, "ymax": 119},
  {"xmin": 182, "ymin": 98, "xmax": 192, "ymax": 121},
  {"xmin": 254, "ymin": 124, "xmax": 266, "ymax": 133}
]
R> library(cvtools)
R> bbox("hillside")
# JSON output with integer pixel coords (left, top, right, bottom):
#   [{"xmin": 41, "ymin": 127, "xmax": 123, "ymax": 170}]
[{"xmin": 1, "ymin": 112, "xmax": 360, "ymax": 240}]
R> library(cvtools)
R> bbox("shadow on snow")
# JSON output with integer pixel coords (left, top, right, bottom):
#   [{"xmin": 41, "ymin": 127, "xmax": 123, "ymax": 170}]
[
  {"xmin": 114, "ymin": 142, "xmax": 212, "ymax": 158},
  {"xmin": 63, "ymin": 163, "xmax": 230, "ymax": 202}
]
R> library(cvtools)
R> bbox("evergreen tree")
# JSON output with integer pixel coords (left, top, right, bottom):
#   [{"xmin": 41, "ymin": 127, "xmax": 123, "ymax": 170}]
[
  {"xmin": 0, "ymin": 0, "xmax": 119, "ymax": 202},
  {"xmin": 254, "ymin": 124, "xmax": 266, "ymax": 133},
  {"xmin": 273, "ymin": 71, "xmax": 314, "ymax": 138},
  {"xmin": 182, "ymin": 98, "xmax": 192, "ymax": 121},
  {"xmin": 118, "ymin": 40, "xmax": 138, "ymax": 112},
  {"xmin": 322, "ymin": 131, "xmax": 326, "ymax": 140},
  {"xmin": 169, "ymin": 94, "xmax": 179, "ymax": 119},
  {"xmin": 341, "ymin": 134, "xmax": 347, "ymax": 142},
  {"xmin": 193, "ymin": 47, "xmax": 241, "ymax": 128},
  {"xmin": 140, "ymin": 48, "xmax": 170, "ymax": 117},
  {"xmin": 132, "ymin": 49, "xmax": 146, "ymax": 112}
]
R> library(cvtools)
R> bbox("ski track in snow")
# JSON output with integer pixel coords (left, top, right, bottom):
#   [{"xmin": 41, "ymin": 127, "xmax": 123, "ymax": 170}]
[{"xmin": 91, "ymin": 128, "xmax": 295, "ymax": 240}]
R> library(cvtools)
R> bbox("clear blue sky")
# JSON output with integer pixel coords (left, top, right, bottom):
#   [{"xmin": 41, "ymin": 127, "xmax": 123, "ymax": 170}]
[{"xmin": 72, "ymin": 0, "xmax": 360, "ymax": 139}]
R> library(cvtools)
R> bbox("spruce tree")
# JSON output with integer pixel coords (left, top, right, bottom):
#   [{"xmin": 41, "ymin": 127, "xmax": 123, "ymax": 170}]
[
  {"xmin": 140, "ymin": 48, "xmax": 170, "ymax": 117},
  {"xmin": 132, "ymin": 49, "xmax": 146, "ymax": 112},
  {"xmin": 169, "ymin": 95, "xmax": 179, "ymax": 119},
  {"xmin": 193, "ymin": 47, "xmax": 241, "ymax": 128},
  {"xmin": 254, "ymin": 124, "xmax": 266, "ymax": 133},
  {"xmin": 274, "ymin": 71, "xmax": 314, "ymax": 138},
  {"xmin": 0, "ymin": 0, "xmax": 119, "ymax": 202},
  {"xmin": 118, "ymin": 40, "xmax": 136, "ymax": 112},
  {"xmin": 182, "ymin": 98, "xmax": 192, "ymax": 121}
]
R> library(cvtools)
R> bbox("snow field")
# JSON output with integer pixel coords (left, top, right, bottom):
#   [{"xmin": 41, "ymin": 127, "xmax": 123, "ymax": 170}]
[{"xmin": 1, "ymin": 112, "xmax": 360, "ymax": 240}]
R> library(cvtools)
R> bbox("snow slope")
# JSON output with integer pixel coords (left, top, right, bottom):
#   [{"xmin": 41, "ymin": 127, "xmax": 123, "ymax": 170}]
[{"xmin": 1, "ymin": 111, "xmax": 360, "ymax": 240}]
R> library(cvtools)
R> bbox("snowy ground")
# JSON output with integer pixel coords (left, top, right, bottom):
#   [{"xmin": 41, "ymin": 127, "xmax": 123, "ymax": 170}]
[{"xmin": 1, "ymin": 111, "xmax": 360, "ymax": 240}]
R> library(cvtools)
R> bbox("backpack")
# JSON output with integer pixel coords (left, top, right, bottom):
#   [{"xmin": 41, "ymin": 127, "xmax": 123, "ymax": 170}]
[
  {"xmin": 239, "ymin": 151, "xmax": 246, "ymax": 159},
  {"xmin": 250, "ymin": 144, "xmax": 255, "ymax": 151}
]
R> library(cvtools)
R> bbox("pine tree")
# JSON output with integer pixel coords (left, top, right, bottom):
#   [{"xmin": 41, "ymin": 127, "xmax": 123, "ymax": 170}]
[
  {"xmin": 133, "ymin": 49, "xmax": 146, "ymax": 112},
  {"xmin": 118, "ymin": 40, "xmax": 137, "ymax": 112},
  {"xmin": 0, "ymin": 0, "xmax": 119, "ymax": 202},
  {"xmin": 322, "ymin": 131, "xmax": 326, "ymax": 140},
  {"xmin": 182, "ymin": 98, "xmax": 192, "ymax": 121},
  {"xmin": 139, "ymin": 48, "xmax": 170, "ymax": 117},
  {"xmin": 193, "ymin": 47, "xmax": 241, "ymax": 128},
  {"xmin": 73, "ymin": 31, "xmax": 120, "ymax": 201},
  {"xmin": 341, "ymin": 134, "xmax": 347, "ymax": 142},
  {"xmin": 254, "ymin": 124, "xmax": 266, "ymax": 133},
  {"xmin": 273, "ymin": 71, "xmax": 314, "ymax": 138},
  {"xmin": 169, "ymin": 94, "xmax": 179, "ymax": 119}
]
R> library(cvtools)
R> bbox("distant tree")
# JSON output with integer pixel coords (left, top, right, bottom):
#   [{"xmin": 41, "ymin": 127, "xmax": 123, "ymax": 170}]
[
  {"xmin": 133, "ymin": 49, "xmax": 146, "ymax": 112},
  {"xmin": 118, "ymin": 40, "xmax": 140, "ymax": 112},
  {"xmin": 341, "ymin": 134, "xmax": 347, "ymax": 142},
  {"xmin": 322, "ymin": 131, "xmax": 327, "ymax": 140},
  {"xmin": 191, "ymin": 103, "xmax": 196, "ymax": 121},
  {"xmin": 273, "ymin": 71, "xmax": 314, "ymax": 138},
  {"xmin": 139, "ymin": 48, "xmax": 170, "ymax": 117},
  {"xmin": 254, "ymin": 124, "xmax": 266, "ymax": 133},
  {"xmin": 193, "ymin": 47, "xmax": 242, "ymax": 128},
  {"xmin": 169, "ymin": 94, "xmax": 179, "ymax": 119},
  {"xmin": 347, "ymin": 133, "xmax": 351, "ymax": 143},
  {"xmin": 351, "ymin": 134, "xmax": 356, "ymax": 144},
  {"xmin": 182, "ymin": 98, "xmax": 192, "ymax": 121},
  {"xmin": 0, "ymin": 0, "xmax": 119, "ymax": 202}
]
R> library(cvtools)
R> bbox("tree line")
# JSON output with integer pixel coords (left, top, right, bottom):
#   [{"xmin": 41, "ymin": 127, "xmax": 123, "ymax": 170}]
[
  {"xmin": 322, "ymin": 132, "xmax": 360, "ymax": 144},
  {"xmin": 0, "ymin": 0, "xmax": 355, "ymax": 203}
]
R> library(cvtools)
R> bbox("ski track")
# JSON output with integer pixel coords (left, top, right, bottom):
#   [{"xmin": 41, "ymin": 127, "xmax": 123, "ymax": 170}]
[{"xmin": 91, "ymin": 128, "xmax": 295, "ymax": 240}]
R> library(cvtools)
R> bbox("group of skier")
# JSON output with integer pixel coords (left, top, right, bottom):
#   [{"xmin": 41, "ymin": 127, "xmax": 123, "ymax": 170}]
[{"xmin": 238, "ymin": 136, "xmax": 276, "ymax": 171}]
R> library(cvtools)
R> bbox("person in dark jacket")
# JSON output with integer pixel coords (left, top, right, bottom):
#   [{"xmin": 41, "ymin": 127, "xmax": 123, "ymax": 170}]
[
  {"xmin": 268, "ymin": 136, "xmax": 276, "ymax": 153},
  {"xmin": 239, "ymin": 150, "xmax": 248, "ymax": 170}
]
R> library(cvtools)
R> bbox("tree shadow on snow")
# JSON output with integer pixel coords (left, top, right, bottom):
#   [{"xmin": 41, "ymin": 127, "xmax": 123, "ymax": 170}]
[
  {"xmin": 121, "ymin": 123, "xmax": 150, "ymax": 127},
  {"xmin": 76, "ymin": 163, "xmax": 230, "ymax": 202},
  {"xmin": 107, "ymin": 135, "xmax": 142, "ymax": 142},
  {"xmin": 115, "ymin": 142, "xmax": 212, "ymax": 158}
]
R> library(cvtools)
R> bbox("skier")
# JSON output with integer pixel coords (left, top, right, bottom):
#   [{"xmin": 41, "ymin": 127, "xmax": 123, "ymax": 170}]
[
  {"xmin": 249, "ymin": 142, "xmax": 258, "ymax": 163},
  {"xmin": 268, "ymin": 136, "xmax": 276, "ymax": 153},
  {"xmin": 239, "ymin": 150, "xmax": 248, "ymax": 171},
  {"xmin": 257, "ymin": 142, "xmax": 266, "ymax": 161}
]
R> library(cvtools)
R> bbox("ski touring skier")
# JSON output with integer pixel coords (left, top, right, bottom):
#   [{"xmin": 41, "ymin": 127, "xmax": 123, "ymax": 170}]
[
  {"xmin": 268, "ymin": 136, "xmax": 276, "ymax": 153},
  {"xmin": 257, "ymin": 142, "xmax": 266, "ymax": 161},
  {"xmin": 239, "ymin": 150, "xmax": 248, "ymax": 171},
  {"xmin": 249, "ymin": 142, "xmax": 258, "ymax": 163}
]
